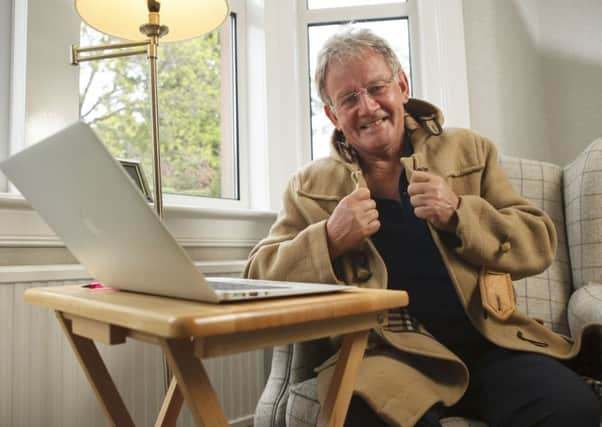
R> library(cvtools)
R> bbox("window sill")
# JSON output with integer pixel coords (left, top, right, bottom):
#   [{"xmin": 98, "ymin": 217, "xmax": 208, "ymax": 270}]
[
  {"xmin": 0, "ymin": 192, "xmax": 277, "ymax": 248},
  {"xmin": 0, "ymin": 260, "xmax": 248, "ymax": 283}
]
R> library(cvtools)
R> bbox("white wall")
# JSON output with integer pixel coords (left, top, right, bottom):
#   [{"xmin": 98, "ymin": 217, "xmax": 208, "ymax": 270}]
[
  {"xmin": 463, "ymin": 0, "xmax": 602, "ymax": 166},
  {"xmin": 537, "ymin": 0, "xmax": 602, "ymax": 165},
  {"xmin": 462, "ymin": 0, "xmax": 548, "ymax": 162}
]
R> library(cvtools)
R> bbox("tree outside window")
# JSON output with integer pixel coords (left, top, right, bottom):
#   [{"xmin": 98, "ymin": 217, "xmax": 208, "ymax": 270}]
[{"xmin": 79, "ymin": 20, "xmax": 238, "ymax": 199}]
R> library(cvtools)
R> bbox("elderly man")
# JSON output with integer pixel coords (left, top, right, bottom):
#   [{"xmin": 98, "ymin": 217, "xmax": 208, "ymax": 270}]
[{"xmin": 245, "ymin": 28, "xmax": 600, "ymax": 427}]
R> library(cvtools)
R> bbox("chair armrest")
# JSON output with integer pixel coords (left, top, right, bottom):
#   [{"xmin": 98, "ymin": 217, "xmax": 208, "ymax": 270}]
[{"xmin": 568, "ymin": 282, "xmax": 602, "ymax": 337}]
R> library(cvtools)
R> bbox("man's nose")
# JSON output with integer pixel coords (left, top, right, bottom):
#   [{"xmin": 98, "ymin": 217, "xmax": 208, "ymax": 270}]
[{"xmin": 357, "ymin": 90, "xmax": 379, "ymax": 113}]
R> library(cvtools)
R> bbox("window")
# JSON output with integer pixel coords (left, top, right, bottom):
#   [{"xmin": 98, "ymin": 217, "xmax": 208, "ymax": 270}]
[
  {"xmin": 298, "ymin": 1, "xmax": 417, "ymax": 159},
  {"xmin": 0, "ymin": 0, "xmax": 469, "ymax": 254},
  {"xmin": 1, "ymin": 0, "xmax": 468, "ymax": 213},
  {"xmin": 79, "ymin": 13, "xmax": 240, "ymax": 201}
]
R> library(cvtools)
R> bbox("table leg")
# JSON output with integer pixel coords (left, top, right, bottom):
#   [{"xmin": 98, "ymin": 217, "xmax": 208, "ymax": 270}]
[
  {"xmin": 159, "ymin": 338, "xmax": 229, "ymax": 427},
  {"xmin": 55, "ymin": 312, "xmax": 135, "ymax": 427},
  {"xmin": 155, "ymin": 376, "xmax": 184, "ymax": 427},
  {"xmin": 318, "ymin": 330, "xmax": 369, "ymax": 427}
]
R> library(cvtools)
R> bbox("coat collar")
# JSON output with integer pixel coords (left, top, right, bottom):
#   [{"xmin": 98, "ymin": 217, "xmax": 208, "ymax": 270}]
[{"xmin": 328, "ymin": 97, "xmax": 445, "ymax": 171}]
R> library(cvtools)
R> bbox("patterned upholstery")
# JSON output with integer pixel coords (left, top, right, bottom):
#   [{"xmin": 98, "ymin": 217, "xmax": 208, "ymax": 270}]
[
  {"xmin": 254, "ymin": 340, "xmax": 332, "ymax": 427},
  {"xmin": 563, "ymin": 138, "xmax": 602, "ymax": 290},
  {"xmin": 254, "ymin": 142, "xmax": 602, "ymax": 427},
  {"xmin": 286, "ymin": 378, "xmax": 321, "ymax": 427},
  {"xmin": 568, "ymin": 282, "xmax": 602, "ymax": 336}
]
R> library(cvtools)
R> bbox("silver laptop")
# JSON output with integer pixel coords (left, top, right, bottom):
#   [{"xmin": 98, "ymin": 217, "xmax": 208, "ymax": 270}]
[{"xmin": 0, "ymin": 122, "xmax": 349, "ymax": 303}]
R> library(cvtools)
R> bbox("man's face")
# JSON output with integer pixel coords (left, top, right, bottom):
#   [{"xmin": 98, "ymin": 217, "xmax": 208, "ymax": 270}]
[{"xmin": 324, "ymin": 50, "xmax": 410, "ymax": 160}]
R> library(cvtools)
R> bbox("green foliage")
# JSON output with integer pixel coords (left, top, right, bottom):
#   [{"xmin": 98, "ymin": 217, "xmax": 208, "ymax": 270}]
[{"xmin": 79, "ymin": 25, "xmax": 230, "ymax": 198}]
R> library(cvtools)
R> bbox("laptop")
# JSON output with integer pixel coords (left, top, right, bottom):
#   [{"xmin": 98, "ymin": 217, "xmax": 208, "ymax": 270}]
[{"xmin": 0, "ymin": 122, "xmax": 350, "ymax": 303}]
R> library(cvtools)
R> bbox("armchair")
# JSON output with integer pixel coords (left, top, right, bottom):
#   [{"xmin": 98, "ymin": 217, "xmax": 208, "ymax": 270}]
[{"xmin": 255, "ymin": 138, "xmax": 602, "ymax": 427}]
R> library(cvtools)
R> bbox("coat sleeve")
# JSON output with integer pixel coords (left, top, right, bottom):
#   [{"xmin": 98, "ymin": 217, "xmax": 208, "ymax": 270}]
[
  {"xmin": 243, "ymin": 174, "xmax": 342, "ymax": 284},
  {"xmin": 450, "ymin": 137, "xmax": 557, "ymax": 279}
]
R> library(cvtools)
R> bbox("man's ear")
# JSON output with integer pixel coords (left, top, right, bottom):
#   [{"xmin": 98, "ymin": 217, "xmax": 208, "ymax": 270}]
[
  {"xmin": 324, "ymin": 104, "xmax": 339, "ymax": 128},
  {"xmin": 397, "ymin": 70, "xmax": 410, "ymax": 104}
]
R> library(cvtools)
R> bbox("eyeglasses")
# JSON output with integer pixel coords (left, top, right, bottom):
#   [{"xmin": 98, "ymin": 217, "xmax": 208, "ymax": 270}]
[{"xmin": 331, "ymin": 76, "xmax": 396, "ymax": 113}]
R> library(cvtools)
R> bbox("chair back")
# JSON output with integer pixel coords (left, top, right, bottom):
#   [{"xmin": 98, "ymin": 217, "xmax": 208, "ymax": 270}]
[{"xmin": 562, "ymin": 138, "xmax": 602, "ymax": 290}]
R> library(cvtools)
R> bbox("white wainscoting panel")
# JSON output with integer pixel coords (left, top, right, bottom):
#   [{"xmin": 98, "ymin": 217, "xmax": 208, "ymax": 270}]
[{"xmin": 0, "ymin": 266, "xmax": 264, "ymax": 427}]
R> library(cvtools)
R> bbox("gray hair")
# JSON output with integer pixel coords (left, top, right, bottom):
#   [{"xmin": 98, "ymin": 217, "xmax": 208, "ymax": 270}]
[{"xmin": 315, "ymin": 26, "xmax": 402, "ymax": 106}]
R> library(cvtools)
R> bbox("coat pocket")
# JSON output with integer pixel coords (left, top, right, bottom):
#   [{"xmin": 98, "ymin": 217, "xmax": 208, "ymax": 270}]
[
  {"xmin": 446, "ymin": 164, "xmax": 484, "ymax": 195},
  {"xmin": 447, "ymin": 164, "xmax": 484, "ymax": 178},
  {"xmin": 479, "ymin": 267, "xmax": 516, "ymax": 320}
]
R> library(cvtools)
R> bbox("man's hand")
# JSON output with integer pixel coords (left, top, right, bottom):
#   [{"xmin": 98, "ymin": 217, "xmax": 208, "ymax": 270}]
[
  {"xmin": 407, "ymin": 170, "xmax": 460, "ymax": 231},
  {"xmin": 326, "ymin": 187, "xmax": 380, "ymax": 259}
]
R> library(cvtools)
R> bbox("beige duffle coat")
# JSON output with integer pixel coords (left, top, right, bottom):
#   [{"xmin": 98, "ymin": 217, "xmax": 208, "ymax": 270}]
[{"xmin": 244, "ymin": 98, "xmax": 597, "ymax": 427}]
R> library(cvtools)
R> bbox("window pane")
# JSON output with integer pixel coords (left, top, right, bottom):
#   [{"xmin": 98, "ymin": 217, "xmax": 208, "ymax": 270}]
[
  {"xmin": 307, "ymin": 0, "xmax": 405, "ymax": 9},
  {"xmin": 78, "ymin": 17, "xmax": 238, "ymax": 200},
  {"xmin": 308, "ymin": 19, "xmax": 411, "ymax": 159}
]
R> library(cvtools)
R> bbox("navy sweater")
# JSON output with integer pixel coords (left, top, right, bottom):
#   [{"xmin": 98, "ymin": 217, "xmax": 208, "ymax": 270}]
[{"xmin": 370, "ymin": 144, "xmax": 492, "ymax": 362}]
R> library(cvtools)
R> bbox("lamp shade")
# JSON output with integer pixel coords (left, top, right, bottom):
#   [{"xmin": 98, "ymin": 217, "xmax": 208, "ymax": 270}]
[{"xmin": 75, "ymin": 0, "xmax": 229, "ymax": 42}]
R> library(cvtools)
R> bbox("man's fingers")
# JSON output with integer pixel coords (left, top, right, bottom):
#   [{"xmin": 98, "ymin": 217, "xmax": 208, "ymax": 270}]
[
  {"xmin": 413, "ymin": 206, "xmax": 432, "ymax": 220},
  {"xmin": 407, "ymin": 182, "xmax": 430, "ymax": 196},
  {"xmin": 410, "ymin": 193, "xmax": 430, "ymax": 207},
  {"xmin": 365, "ymin": 219, "xmax": 381, "ymax": 235},
  {"xmin": 350, "ymin": 187, "xmax": 371, "ymax": 200},
  {"xmin": 410, "ymin": 170, "xmax": 431, "ymax": 183},
  {"xmin": 364, "ymin": 208, "xmax": 379, "ymax": 222},
  {"xmin": 357, "ymin": 198, "xmax": 376, "ymax": 211}
]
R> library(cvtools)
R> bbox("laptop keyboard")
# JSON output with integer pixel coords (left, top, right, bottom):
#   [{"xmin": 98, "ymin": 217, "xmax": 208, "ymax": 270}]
[{"xmin": 208, "ymin": 281, "xmax": 288, "ymax": 291}]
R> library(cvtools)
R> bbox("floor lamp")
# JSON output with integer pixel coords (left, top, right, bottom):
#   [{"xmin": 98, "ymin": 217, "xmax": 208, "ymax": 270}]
[{"xmin": 71, "ymin": 0, "xmax": 229, "ymax": 220}]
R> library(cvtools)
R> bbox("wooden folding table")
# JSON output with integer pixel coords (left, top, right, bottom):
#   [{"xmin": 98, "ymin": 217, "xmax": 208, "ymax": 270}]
[{"xmin": 25, "ymin": 285, "xmax": 408, "ymax": 427}]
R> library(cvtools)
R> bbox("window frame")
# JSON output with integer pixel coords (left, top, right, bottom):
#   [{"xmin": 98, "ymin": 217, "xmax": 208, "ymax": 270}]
[
  {"xmin": 0, "ymin": 0, "xmax": 11, "ymax": 193},
  {"xmin": 160, "ymin": 1, "xmax": 250, "ymax": 210},
  {"xmin": 3, "ymin": 0, "xmax": 249, "ymax": 210},
  {"xmin": 1, "ymin": 0, "xmax": 26, "ymax": 194}
]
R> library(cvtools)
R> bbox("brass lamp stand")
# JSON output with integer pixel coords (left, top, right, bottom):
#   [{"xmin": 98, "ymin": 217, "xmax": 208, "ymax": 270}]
[
  {"xmin": 70, "ymin": 0, "xmax": 229, "ymax": 396},
  {"xmin": 71, "ymin": 0, "xmax": 229, "ymax": 220},
  {"xmin": 71, "ymin": 4, "xmax": 167, "ymax": 218}
]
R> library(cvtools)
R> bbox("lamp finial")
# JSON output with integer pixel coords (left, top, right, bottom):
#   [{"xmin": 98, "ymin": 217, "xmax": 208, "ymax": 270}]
[{"xmin": 148, "ymin": 0, "xmax": 161, "ymax": 13}]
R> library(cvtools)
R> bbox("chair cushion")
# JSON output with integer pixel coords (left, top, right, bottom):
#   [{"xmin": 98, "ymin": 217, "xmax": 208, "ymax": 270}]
[
  {"xmin": 254, "ymin": 345, "xmax": 295, "ymax": 427},
  {"xmin": 499, "ymin": 155, "xmax": 572, "ymax": 335},
  {"xmin": 286, "ymin": 378, "xmax": 321, "ymax": 427},
  {"xmin": 563, "ymin": 138, "xmax": 602, "ymax": 290}
]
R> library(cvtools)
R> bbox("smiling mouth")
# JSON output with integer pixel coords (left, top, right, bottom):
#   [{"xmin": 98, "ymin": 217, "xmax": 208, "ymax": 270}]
[{"xmin": 360, "ymin": 117, "xmax": 387, "ymax": 129}]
